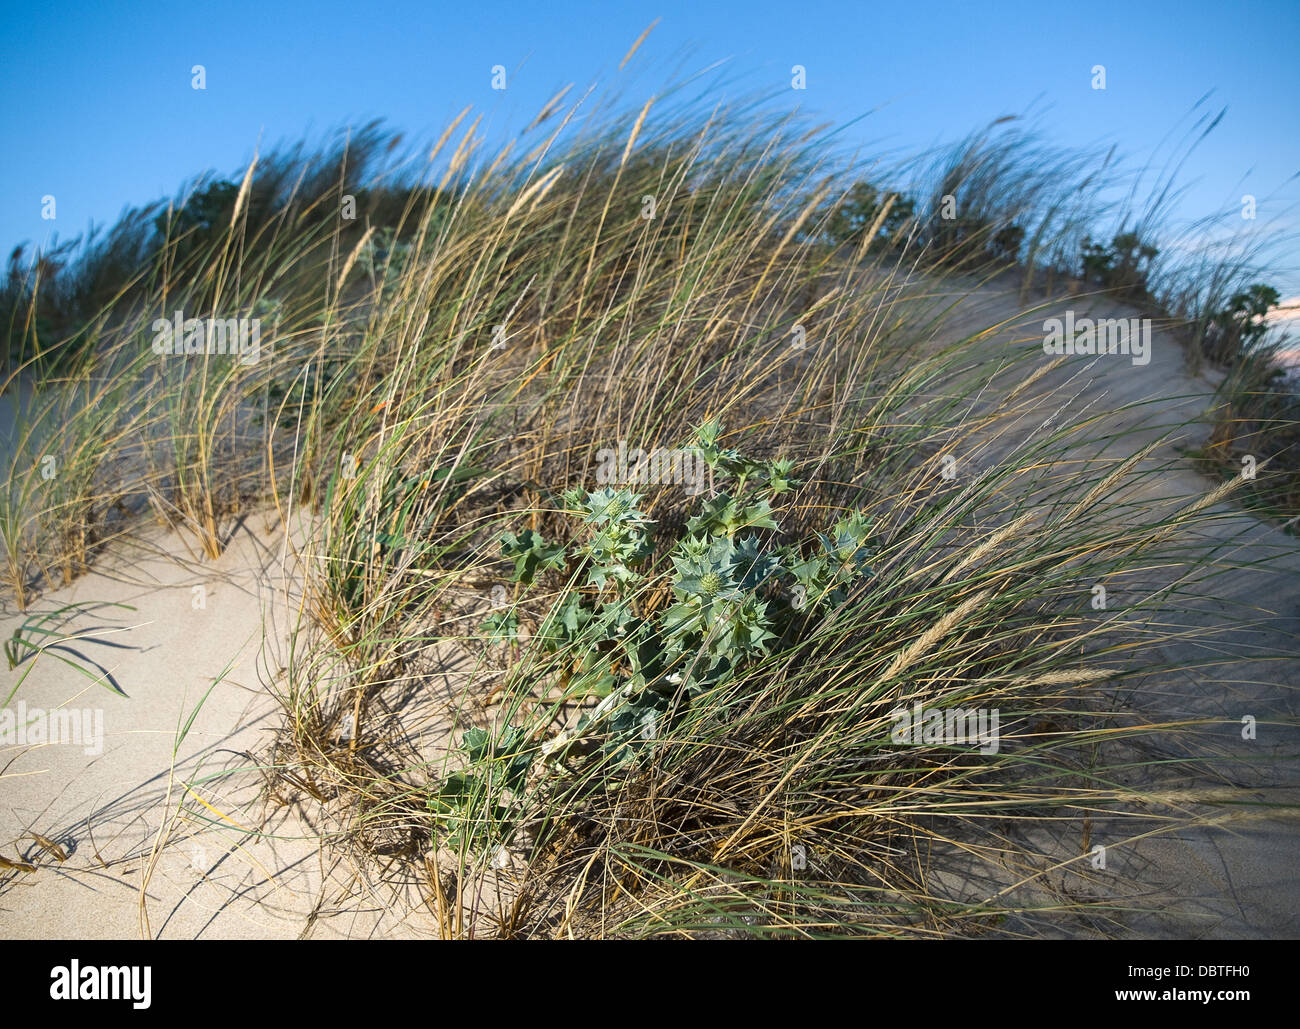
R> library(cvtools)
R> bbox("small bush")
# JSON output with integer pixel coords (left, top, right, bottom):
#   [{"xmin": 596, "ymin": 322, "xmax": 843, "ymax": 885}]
[
  {"xmin": 824, "ymin": 181, "xmax": 914, "ymax": 250},
  {"xmin": 1201, "ymin": 283, "xmax": 1280, "ymax": 365},
  {"xmin": 1079, "ymin": 231, "xmax": 1159, "ymax": 298}
]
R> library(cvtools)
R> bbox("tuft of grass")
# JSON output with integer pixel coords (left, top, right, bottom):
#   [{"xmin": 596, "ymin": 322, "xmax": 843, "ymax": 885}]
[{"xmin": 3, "ymin": 601, "xmax": 136, "ymax": 704}]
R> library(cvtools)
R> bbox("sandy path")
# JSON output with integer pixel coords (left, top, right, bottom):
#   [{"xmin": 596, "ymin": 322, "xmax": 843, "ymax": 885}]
[{"xmin": 925, "ymin": 276, "xmax": 1300, "ymax": 938}]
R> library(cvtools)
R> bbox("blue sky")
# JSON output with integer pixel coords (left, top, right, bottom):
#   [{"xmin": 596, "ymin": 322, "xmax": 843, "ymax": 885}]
[{"xmin": 2, "ymin": 0, "xmax": 1297, "ymax": 292}]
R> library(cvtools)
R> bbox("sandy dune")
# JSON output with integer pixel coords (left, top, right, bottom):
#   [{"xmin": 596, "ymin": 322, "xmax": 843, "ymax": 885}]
[{"xmin": 2, "ymin": 277, "xmax": 1296, "ymax": 938}]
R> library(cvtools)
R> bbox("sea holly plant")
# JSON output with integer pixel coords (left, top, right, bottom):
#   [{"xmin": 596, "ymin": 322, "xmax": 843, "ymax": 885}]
[
  {"xmin": 789, "ymin": 511, "xmax": 876, "ymax": 612},
  {"xmin": 685, "ymin": 420, "xmax": 794, "ymax": 536},
  {"xmin": 358, "ymin": 227, "xmax": 414, "ymax": 292},
  {"xmin": 661, "ymin": 534, "xmax": 781, "ymax": 675},
  {"xmin": 428, "ymin": 724, "xmax": 535, "ymax": 851},
  {"xmin": 564, "ymin": 486, "xmax": 654, "ymax": 590},
  {"xmin": 480, "ymin": 610, "xmax": 519, "ymax": 645},
  {"xmin": 462, "ymin": 423, "xmax": 876, "ymax": 815},
  {"xmin": 693, "ymin": 419, "xmax": 798, "ymax": 499},
  {"xmin": 687, "ymin": 493, "xmax": 778, "ymax": 537},
  {"xmin": 499, "ymin": 528, "xmax": 566, "ymax": 585}
]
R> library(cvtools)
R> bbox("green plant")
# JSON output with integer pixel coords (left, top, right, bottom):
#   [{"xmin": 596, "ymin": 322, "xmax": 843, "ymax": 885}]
[
  {"xmin": 428, "ymin": 724, "xmax": 536, "ymax": 851},
  {"xmin": 155, "ymin": 180, "xmax": 239, "ymax": 248},
  {"xmin": 463, "ymin": 424, "xmax": 873, "ymax": 788},
  {"xmin": 1203, "ymin": 282, "xmax": 1281, "ymax": 364},
  {"xmin": 824, "ymin": 181, "xmax": 915, "ymax": 250},
  {"xmin": 499, "ymin": 528, "xmax": 567, "ymax": 585},
  {"xmin": 1080, "ymin": 230, "xmax": 1159, "ymax": 297},
  {"xmin": 357, "ymin": 227, "xmax": 415, "ymax": 293}
]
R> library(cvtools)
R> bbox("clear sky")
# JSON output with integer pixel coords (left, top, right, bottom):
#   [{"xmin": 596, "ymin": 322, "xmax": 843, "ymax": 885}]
[{"xmin": 2, "ymin": 0, "xmax": 1297, "ymax": 291}]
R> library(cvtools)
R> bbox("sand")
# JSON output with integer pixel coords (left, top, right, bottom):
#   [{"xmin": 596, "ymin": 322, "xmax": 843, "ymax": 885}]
[{"xmin": 0, "ymin": 514, "xmax": 433, "ymax": 938}]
